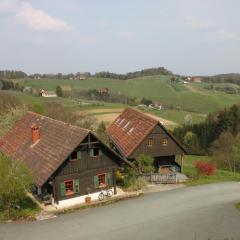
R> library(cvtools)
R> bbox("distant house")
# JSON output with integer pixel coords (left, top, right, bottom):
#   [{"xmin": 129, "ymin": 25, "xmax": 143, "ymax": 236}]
[
  {"xmin": 107, "ymin": 108, "xmax": 187, "ymax": 173},
  {"xmin": 149, "ymin": 101, "xmax": 163, "ymax": 110},
  {"xmin": 40, "ymin": 89, "xmax": 57, "ymax": 98},
  {"xmin": 0, "ymin": 112, "xmax": 123, "ymax": 207},
  {"xmin": 96, "ymin": 88, "xmax": 109, "ymax": 94},
  {"xmin": 75, "ymin": 72, "xmax": 91, "ymax": 80}
]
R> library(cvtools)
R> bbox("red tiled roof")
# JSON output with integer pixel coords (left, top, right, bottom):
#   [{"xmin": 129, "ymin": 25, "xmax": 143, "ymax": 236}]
[
  {"xmin": 106, "ymin": 108, "xmax": 158, "ymax": 158},
  {"xmin": 0, "ymin": 112, "xmax": 89, "ymax": 186}
]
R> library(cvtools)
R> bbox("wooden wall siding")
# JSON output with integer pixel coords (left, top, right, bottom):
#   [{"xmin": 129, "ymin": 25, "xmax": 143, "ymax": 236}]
[
  {"xmin": 57, "ymin": 144, "xmax": 118, "ymax": 176},
  {"xmin": 55, "ymin": 167, "xmax": 115, "ymax": 201},
  {"xmin": 130, "ymin": 124, "xmax": 184, "ymax": 159},
  {"xmin": 50, "ymin": 134, "xmax": 119, "ymax": 201}
]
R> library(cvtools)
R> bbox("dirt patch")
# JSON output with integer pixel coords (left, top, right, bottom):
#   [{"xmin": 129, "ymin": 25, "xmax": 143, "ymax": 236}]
[
  {"xmin": 77, "ymin": 108, "xmax": 176, "ymax": 126},
  {"xmin": 83, "ymin": 108, "xmax": 124, "ymax": 114}
]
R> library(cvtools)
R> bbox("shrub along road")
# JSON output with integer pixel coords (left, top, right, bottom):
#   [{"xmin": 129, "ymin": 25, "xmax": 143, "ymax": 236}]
[{"xmin": 1, "ymin": 182, "xmax": 240, "ymax": 240}]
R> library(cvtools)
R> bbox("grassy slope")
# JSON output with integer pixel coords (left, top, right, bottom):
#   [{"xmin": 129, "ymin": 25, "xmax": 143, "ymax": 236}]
[
  {"xmin": 182, "ymin": 155, "xmax": 240, "ymax": 186},
  {"xmin": 19, "ymin": 75, "xmax": 240, "ymax": 113},
  {"xmin": 2, "ymin": 90, "xmax": 125, "ymax": 111}
]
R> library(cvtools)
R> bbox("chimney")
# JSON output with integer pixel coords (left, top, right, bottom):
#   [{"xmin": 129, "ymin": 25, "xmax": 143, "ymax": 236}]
[{"xmin": 31, "ymin": 124, "xmax": 40, "ymax": 144}]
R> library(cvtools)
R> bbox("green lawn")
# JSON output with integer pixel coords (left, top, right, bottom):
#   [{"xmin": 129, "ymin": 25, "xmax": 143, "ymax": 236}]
[
  {"xmin": 16, "ymin": 76, "xmax": 240, "ymax": 114},
  {"xmin": 2, "ymin": 90, "xmax": 125, "ymax": 111},
  {"xmin": 0, "ymin": 196, "xmax": 40, "ymax": 221},
  {"xmin": 182, "ymin": 155, "xmax": 240, "ymax": 186}
]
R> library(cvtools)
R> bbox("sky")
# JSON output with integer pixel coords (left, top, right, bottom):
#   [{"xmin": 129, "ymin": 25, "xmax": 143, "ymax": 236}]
[{"xmin": 0, "ymin": 0, "xmax": 240, "ymax": 75}]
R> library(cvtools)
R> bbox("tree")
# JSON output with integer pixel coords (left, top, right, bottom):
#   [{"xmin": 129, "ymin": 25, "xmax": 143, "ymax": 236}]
[
  {"xmin": 96, "ymin": 121, "xmax": 109, "ymax": 144},
  {"xmin": 232, "ymin": 133, "xmax": 240, "ymax": 174},
  {"xmin": 0, "ymin": 154, "xmax": 33, "ymax": 218},
  {"xmin": 211, "ymin": 131, "xmax": 235, "ymax": 172},
  {"xmin": 183, "ymin": 131, "xmax": 200, "ymax": 154},
  {"xmin": 135, "ymin": 154, "xmax": 154, "ymax": 174},
  {"xmin": 56, "ymin": 85, "xmax": 63, "ymax": 97}
]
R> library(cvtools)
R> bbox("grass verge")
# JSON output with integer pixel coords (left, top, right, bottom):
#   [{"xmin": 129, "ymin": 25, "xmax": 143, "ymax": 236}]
[
  {"xmin": 0, "ymin": 196, "xmax": 40, "ymax": 222},
  {"xmin": 181, "ymin": 155, "xmax": 240, "ymax": 186}
]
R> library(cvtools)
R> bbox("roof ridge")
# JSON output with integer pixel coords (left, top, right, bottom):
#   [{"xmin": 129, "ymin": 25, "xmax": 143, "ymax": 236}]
[{"xmin": 27, "ymin": 111, "xmax": 90, "ymax": 133}]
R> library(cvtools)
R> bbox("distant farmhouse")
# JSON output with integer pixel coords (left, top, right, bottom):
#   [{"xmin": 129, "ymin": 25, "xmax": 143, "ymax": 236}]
[
  {"xmin": 0, "ymin": 112, "xmax": 123, "ymax": 207},
  {"xmin": 95, "ymin": 88, "xmax": 109, "ymax": 95},
  {"xmin": 107, "ymin": 108, "xmax": 186, "ymax": 173},
  {"xmin": 71, "ymin": 72, "xmax": 91, "ymax": 80},
  {"xmin": 40, "ymin": 89, "xmax": 57, "ymax": 98},
  {"xmin": 149, "ymin": 101, "xmax": 163, "ymax": 110}
]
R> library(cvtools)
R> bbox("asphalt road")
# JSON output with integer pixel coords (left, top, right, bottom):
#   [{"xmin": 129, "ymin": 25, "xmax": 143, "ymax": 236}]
[{"xmin": 1, "ymin": 182, "xmax": 240, "ymax": 240}]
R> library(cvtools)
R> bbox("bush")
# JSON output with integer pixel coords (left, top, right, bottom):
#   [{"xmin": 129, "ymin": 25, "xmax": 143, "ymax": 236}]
[
  {"xmin": 195, "ymin": 160, "xmax": 216, "ymax": 176},
  {"xmin": 135, "ymin": 154, "xmax": 154, "ymax": 174},
  {"xmin": 126, "ymin": 177, "xmax": 147, "ymax": 192},
  {"xmin": 121, "ymin": 167, "xmax": 147, "ymax": 191}
]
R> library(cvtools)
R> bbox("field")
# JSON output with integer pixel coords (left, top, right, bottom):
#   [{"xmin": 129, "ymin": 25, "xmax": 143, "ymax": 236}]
[
  {"xmin": 18, "ymin": 75, "xmax": 240, "ymax": 114},
  {"xmin": 5, "ymin": 75, "xmax": 240, "ymax": 127}
]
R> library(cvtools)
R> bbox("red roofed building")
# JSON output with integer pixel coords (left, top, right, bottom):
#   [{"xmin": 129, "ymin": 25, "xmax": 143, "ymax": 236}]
[
  {"xmin": 107, "ymin": 108, "xmax": 187, "ymax": 172},
  {"xmin": 0, "ymin": 112, "xmax": 123, "ymax": 207}
]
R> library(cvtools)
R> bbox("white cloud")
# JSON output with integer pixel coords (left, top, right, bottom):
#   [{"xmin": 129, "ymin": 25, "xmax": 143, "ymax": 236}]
[
  {"xmin": 0, "ymin": 0, "xmax": 19, "ymax": 13},
  {"xmin": 0, "ymin": 0, "xmax": 71, "ymax": 31},
  {"xmin": 183, "ymin": 16, "xmax": 213, "ymax": 30}
]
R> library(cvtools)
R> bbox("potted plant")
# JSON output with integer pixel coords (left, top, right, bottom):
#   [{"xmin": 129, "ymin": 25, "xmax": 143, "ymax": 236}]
[{"xmin": 85, "ymin": 187, "xmax": 91, "ymax": 203}]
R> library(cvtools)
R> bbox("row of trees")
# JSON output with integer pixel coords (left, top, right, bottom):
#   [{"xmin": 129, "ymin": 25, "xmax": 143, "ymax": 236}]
[
  {"xmin": 0, "ymin": 70, "xmax": 27, "ymax": 79},
  {"xmin": 202, "ymin": 73, "xmax": 240, "ymax": 85},
  {"xmin": 0, "ymin": 67, "xmax": 173, "ymax": 81},
  {"xmin": 95, "ymin": 67, "xmax": 173, "ymax": 80}
]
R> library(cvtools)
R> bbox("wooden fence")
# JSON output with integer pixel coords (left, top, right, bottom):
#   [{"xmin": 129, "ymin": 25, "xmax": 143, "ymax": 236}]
[{"xmin": 141, "ymin": 173, "xmax": 177, "ymax": 184}]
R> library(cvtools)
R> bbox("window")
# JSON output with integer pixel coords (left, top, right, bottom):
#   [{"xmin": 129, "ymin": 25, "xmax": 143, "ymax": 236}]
[
  {"xmin": 89, "ymin": 148, "xmax": 102, "ymax": 157},
  {"xmin": 147, "ymin": 138, "xmax": 154, "ymax": 147},
  {"xmin": 115, "ymin": 118, "xmax": 121, "ymax": 125},
  {"xmin": 123, "ymin": 121, "xmax": 131, "ymax": 130},
  {"xmin": 162, "ymin": 138, "xmax": 168, "ymax": 146},
  {"xmin": 65, "ymin": 180, "xmax": 74, "ymax": 195},
  {"xmin": 119, "ymin": 118, "xmax": 125, "ymax": 126},
  {"xmin": 70, "ymin": 150, "xmax": 81, "ymax": 161},
  {"xmin": 71, "ymin": 151, "xmax": 77, "ymax": 160},
  {"xmin": 60, "ymin": 179, "xmax": 79, "ymax": 197},
  {"xmin": 93, "ymin": 148, "xmax": 99, "ymax": 157},
  {"xmin": 98, "ymin": 174, "xmax": 106, "ymax": 187},
  {"xmin": 93, "ymin": 172, "xmax": 112, "ymax": 188}
]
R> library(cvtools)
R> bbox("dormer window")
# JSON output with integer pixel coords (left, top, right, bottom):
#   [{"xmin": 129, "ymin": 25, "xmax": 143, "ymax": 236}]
[
  {"xmin": 115, "ymin": 118, "xmax": 121, "ymax": 125},
  {"xmin": 119, "ymin": 118, "xmax": 125, "ymax": 126},
  {"xmin": 128, "ymin": 127, "xmax": 134, "ymax": 135},
  {"xmin": 123, "ymin": 121, "xmax": 130, "ymax": 130}
]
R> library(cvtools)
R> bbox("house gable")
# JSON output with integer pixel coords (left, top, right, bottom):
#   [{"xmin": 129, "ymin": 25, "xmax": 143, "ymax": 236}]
[{"xmin": 129, "ymin": 124, "xmax": 186, "ymax": 159}]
